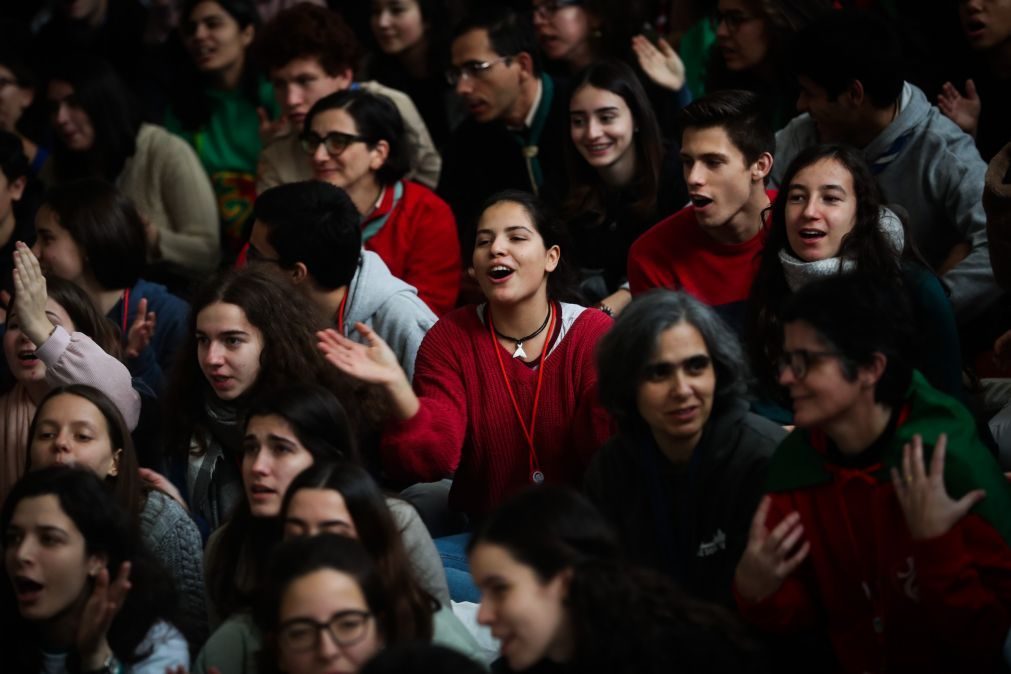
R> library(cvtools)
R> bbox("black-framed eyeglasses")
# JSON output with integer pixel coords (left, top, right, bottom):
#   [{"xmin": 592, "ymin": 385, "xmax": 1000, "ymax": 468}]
[
  {"xmin": 777, "ymin": 349, "xmax": 844, "ymax": 380},
  {"xmin": 709, "ymin": 9, "xmax": 760, "ymax": 32},
  {"xmin": 532, "ymin": 0, "xmax": 583, "ymax": 19},
  {"xmin": 245, "ymin": 245, "xmax": 282, "ymax": 265},
  {"xmin": 277, "ymin": 610, "xmax": 373, "ymax": 653},
  {"xmin": 445, "ymin": 56, "xmax": 512, "ymax": 86},
  {"xmin": 300, "ymin": 131, "xmax": 369, "ymax": 157}
]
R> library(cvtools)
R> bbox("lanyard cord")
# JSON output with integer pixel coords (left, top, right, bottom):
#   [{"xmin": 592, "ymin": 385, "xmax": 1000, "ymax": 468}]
[
  {"xmin": 120, "ymin": 288, "xmax": 131, "ymax": 340},
  {"xmin": 488, "ymin": 302, "xmax": 556, "ymax": 482},
  {"xmin": 336, "ymin": 290, "xmax": 349, "ymax": 334}
]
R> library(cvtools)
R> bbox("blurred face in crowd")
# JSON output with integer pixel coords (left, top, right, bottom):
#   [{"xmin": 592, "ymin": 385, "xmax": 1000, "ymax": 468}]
[
  {"xmin": 270, "ymin": 57, "xmax": 351, "ymax": 129},
  {"xmin": 784, "ymin": 157, "xmax": 859, "ymax": 262},
  {"xmin": 5, "ymin": 494, "xmax": 103, "ymax": 623},
  {"xmin": 275, "ymin": 568, "xmax": 382, "ymax": 674},
  {"xmin": 532, "ymin": 0, "xmax": 597, "ymax": 68},
  {"xmin": 0, "ymin": 167, "xmax": 26, "ymax": 240},
  {"xmin": 714, "ymin": 0, "xmax": 769, "ymax": 72},
  {"xmin": 569, "ymin": 84, "xmax": 636, "ymax": 179},
  {"xmin": 0, "ymin": 64, "xmax": 34, "ymax": 133},
  {"xmin": 680, "ymin": 125, "xmax": 768, "ymax": 239},
  {"xmin": 242, "ymin": 414, "xmax": 315, "ymax": 518},
  {"xmin": 60, "ymin": 0, "xmax": 109, "ymax": 25},
  {"xmin": 183, "ymin": 1, "xmax": 254, "ymax": 82},
  {"xmin": 196, "ymin": 301, "xmax": 264, "ymax": 401},
  {"xmin": 33, "ymin": 207, "xmax": 86, "ymax": 282},
  {"xmin": 471, "ymin": 542, "xmax": 572, "ymax": 670},
  {"xmin": 471, "ymin": 200, "xmax": 559, "ymax": 307},
  {"xmin": 796, "ymin": 76, "xmax": 857, "ymax": 144},
  {"xmin": 371, "ymin": 0, "xmax": 427, "ymax": 56},
  {"xmin": 47, "ymin": 81, "xmax": 95, "ymax": 152},
  {"xmin": 4, "ymin": 299, "xmax": 76, "ymax": 385},
  {"xmin": 284, "ymin": 488, "xmax": 359, "ymax": 539},
  {"xmin": 959, "ymin": 0, "xmax": 1011, "ymax": 50},
  {"xmin": 450, "ymin": 28, "xmax": 529, "ymax": 124},
  {"xmin": 30, "ymin": 393, "xmax": 122, "ymax": 479},
  {"xmin": 636, "ymin": 322, "xmax": 716, "ymax": 457}
]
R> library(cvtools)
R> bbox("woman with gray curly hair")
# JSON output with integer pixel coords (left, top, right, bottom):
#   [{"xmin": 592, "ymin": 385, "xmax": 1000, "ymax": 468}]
[{"xmin": 584, "ymin": 289, "xmax": 785, "ymax": 606}]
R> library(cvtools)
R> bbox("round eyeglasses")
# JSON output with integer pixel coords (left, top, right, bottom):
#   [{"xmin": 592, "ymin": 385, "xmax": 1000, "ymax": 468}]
[
  {"xmin": 300, "ymin": 131, "xmax": 369, "ymax": 157},
  {"xmin": 777, "ymin": 349, "xmax": 844, "ymax": 380}
]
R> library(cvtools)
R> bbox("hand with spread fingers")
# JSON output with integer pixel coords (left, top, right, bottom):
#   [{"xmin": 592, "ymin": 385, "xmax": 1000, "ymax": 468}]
[
  {"xmin": 890, "ymin": 433, "xmax": 986, "ymax": 540},
  {"xmin": 77, "ymin": 561, "xmax": 132, "ymax": 671},
  {"xmin": 734, "ymin": 495, "xmax": 810, "ymax": 602},
  {"xmin": 937, "ymin": 79, "xmax": 980, "ymax": 137},
  {"xmin": 632, "ymin": 34, "xmax": 686, "ymax": 92},
  {"xmin": 12, "ymin": 241, "xmax": 55, "ymax": 347}
]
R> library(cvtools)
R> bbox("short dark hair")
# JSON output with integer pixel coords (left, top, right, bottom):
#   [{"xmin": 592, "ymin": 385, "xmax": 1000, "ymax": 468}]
[
  {"xmin": 0, "ymin": 130, "xmax": 28, "ymax": 184},
  {"xmin": 41, "ymin": 178, "xmax": 147, "ymax": 289},
  {"xmin": 781, "ymin": 272, "xmax": 914, "ymax": 407},
  {"xmin": 302, "ymin": 89, "xmax": 410, "ymax": 186},
  {"xmin": 790, "ymin": 10, "xmax": 903, "ymax": 108},
  {"xmin": 246, "ymin": 385, "xmax": 359, "ymax": 465},
  {"xmin": 361, "ymin": 643, "xmax": 486, "ymax": 674},
  {"xmin": 679, "ymin": 89, "xmax": 775, "ymax": 166},
  {"xmin": 597, "ymin": 290, "xmax": 750, "ymax": 432},
  {"xmin": 45, "ymin": 54, "xmax": 142, "ymax": 183},
  {"xmin": 451, "ymin": 5, "xmax": 541, "ymax": 76},
  {"xmin": 254, "ymin": 3, "xmax": 361, "ymax": 76},
  {"xmin": 252, "ymin": 181, "xmax": 361, "ymax": 290}
]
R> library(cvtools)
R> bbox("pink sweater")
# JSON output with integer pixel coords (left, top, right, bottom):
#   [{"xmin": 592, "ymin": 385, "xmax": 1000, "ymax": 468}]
[
  {"xmin": 0, "ymin": 326, "xmax": 141, "ymax": 501},
  {"xmin": 382, "ymin": 303, "xmax": 614, "ymax": 517}
]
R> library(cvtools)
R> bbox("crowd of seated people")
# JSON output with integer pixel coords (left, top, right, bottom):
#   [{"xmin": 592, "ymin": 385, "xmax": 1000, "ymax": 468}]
[{"xmin": 2, "ymin": 1, "xmax": 1011, "ymax": 673}]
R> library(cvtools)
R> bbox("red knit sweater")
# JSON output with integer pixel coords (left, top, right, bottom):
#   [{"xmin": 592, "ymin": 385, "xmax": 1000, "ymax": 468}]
[
  {"xmin": 363, "ymin": 180, "xmax": 461, "ymax": 316},
  {"xmin": 382, "ymin": 303, "xmax": 615, "ymax": 517}
]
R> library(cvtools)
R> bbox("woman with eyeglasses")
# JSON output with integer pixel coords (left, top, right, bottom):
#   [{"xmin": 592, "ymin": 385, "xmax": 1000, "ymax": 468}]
[
  {"xmin": 704, "ymin": 0, "xmax": 831, "ymax": 129},
  {"xmin": 302, "ymin": 89, "xmax": 460, "ymax": 316},
  {"xmin": 254, "ymin": 534, "xmax": 436, "ymax": 674},
  {"xmin": 747, "ymin": 144, "xmax": 963, "ymax": 417},
  {"xmin": 734, "ymin": 271, "xmax": 1011, "ymax": 674}
]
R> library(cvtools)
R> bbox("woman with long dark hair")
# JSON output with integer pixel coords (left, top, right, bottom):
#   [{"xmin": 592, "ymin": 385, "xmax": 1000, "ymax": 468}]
[
  {"xmin": 2, "ymin": 467, "xmax": 186, "ymax": 673},
  {"xmin": 43, "ymin": 54, "xmax": 219, "ymax": 278},
  {"xmin": 562, "ymin": 60, "xmax": 683, "ymax": 313},
  {"xmin": 747, "ymin": 144, "xmax": 962, "ymax": 409}
]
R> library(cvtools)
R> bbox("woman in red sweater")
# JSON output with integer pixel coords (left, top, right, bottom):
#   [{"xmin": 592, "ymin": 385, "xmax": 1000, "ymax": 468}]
[
  {"xmin": 318, "ymin": 190, "xmax": 614, "ymax": 519},
  {"xmin": 301, "ymin": 88, "xmax": 460, "ymax": 315}
]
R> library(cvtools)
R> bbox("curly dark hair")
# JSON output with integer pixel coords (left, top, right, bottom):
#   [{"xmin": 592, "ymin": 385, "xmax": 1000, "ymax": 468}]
[
  {"xmin": 747, "ymin": 143, "xmax": 902, "ymax": 394},
  {"xmin": 253, "ymin": 2, "xmax": 361, "ymax": 76}
]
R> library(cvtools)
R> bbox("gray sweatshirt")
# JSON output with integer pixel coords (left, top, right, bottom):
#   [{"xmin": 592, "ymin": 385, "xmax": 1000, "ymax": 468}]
[
  {"xmin": 771, "ymin": 82, "xmax": 1001, "ymax": 322},
  {"xmin": 343, "ymin": 250, "xmax": 437, "ymax": 381}
]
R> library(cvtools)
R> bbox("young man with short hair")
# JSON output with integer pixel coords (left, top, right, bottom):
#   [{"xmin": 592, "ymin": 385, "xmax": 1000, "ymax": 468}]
[
  {"xmin": 254, "ymin": 3, "xmax": 440, "ymax": 192},
  {"xmin": 249, "ymin": 181, "xmax": 436, "ymax": 380},
  {"xmin": 628, "ymin": 90, "xmax": 775, "ymax": 333},
  {"xmin": 438, "ymin": 5, "xmax": 569, "ymax": 252},
  {"xmin": 772, "ymin": 10, "xmax": 1001, "ymax": 323}
]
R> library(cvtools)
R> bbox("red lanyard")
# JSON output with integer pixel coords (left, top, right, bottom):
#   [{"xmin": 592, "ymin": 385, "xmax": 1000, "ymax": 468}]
[
  {"xmin": 488, "ymin": 302, "xmax": 556, "ymax": 485},
  {"xmin": 120, "ymin": 288, "xmax": 131, "ymax": 338},
  {"xmin": 336, "ymin": 291, "xmax": 348, "ymax": 333}
]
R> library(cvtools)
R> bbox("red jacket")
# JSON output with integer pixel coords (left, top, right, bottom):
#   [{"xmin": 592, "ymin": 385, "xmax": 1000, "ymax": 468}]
[
  {"xmin": 381, "ymin": 303, "xmax": 614, "ymax": 517},
  {"xmin": 736, "ymin": 374, "xmax": 1011, "ymax": 673},
  {"xmin": 362, "ymin": 180, "xmax": 460, "ymax": 316}
]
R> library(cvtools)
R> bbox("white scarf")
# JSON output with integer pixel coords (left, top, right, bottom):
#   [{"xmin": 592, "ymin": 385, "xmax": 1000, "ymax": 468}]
[{"xmin": 779, "ymin": 206, "xmax": 905, "ymax": 292}]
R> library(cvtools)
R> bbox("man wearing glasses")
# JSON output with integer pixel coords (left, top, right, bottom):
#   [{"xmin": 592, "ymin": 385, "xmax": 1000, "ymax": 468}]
[
  {"xmin": 253, "ymin": 3, "xmax": 440, "ymax": 193},
  {"xmin": 439, "ymin": 5, "xmax": 569, "ymax": 257}
]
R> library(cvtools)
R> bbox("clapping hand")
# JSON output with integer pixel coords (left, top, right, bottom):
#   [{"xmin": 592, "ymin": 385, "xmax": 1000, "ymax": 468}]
[
  {"xmin": 318, "ymin": 323, "xmax": 406, "ymax": 387},
  {"xmin": 734, "ymin": 496, "xmax": 810, "ymax": 602},
  {"xmin": 77, "ymin": 562, "xmax": 132, "ymax": 671},
  {"xmin": 937, "ymin": 80, "xmax": 980, "ymax": 137},
  {"xmin": 632, "ymin": 34, "xmax": 686, "ymax": 92},
  {"xmin": 890, "ymin": 433, "xmax": 986, "ymax": 540},
  {"xmin": 12, "ymin": 242, "xmax": 54, "ymax": 347},
  {"xmin": 126, "ymin": 298, "xmax": 157, "ymax": 359}
]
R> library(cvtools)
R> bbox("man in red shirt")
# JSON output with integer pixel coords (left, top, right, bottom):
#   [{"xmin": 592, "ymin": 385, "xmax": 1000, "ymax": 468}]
[{"xmin": 628, "ymin": 89, "xmax": 775, "ymax": 334}]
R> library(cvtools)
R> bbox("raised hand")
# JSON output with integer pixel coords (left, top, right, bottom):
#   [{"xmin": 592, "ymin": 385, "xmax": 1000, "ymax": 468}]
[
  {"xmin": 734, "ymin": 496, "xmax": 810, "ymax": 602},
  {"xmin": 126, "ymin": 298, "xmax": 157, "ymax": 359},
  {"xmin": 937, "ymin": 80, "xmax": 981, "ymax": 137},
  {"xmin": 317, "ymin": 323, "xmax": 406, "ymax": 387},
  {"xmin": 77, "ymin": 561, "xmax": 132, "ymax": 670},
  {"xmin": 632, "ymin": 34, "xmax": 686, "ymax": 92},
  {"xmin": 890, "ymin": 433, "xmax": 986, "ymax": 540},
  {"xmin": 12, "ymin": 242, "xmax": 54, "ymax": 347}
]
